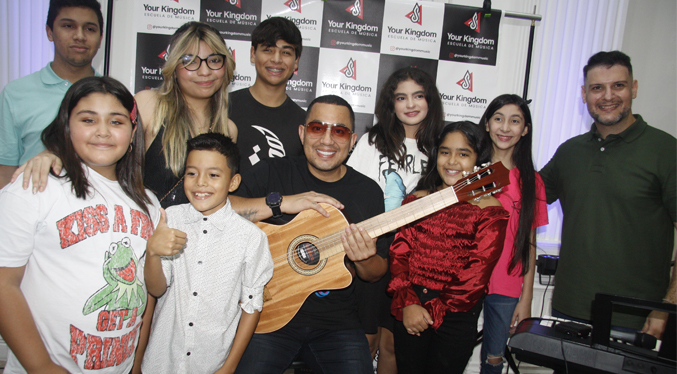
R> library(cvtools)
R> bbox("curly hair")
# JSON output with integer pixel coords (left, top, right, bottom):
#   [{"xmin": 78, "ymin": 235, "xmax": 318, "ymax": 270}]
[{"xmin": 369, "ymin": 67, "xmax": 444, "ymax": 169}]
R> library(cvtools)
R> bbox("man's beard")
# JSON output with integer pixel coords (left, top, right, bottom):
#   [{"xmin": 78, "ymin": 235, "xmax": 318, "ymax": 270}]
[{"xmin": 592, "ymin": 106, "xmax": 631, "ymax": 127}]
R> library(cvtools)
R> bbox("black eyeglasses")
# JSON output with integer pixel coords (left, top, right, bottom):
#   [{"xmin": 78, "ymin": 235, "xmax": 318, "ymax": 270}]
[
  {"xmin": 180, "ymin": 54, "xmax": 226, "ymax": 71},
  {"xmin": 304, "ymin": 121, "xmax": 354, "ymax": 143}
]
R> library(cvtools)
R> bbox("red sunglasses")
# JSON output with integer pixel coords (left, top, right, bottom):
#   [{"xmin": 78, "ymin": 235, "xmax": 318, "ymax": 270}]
[{"xmin": 304, "ymin": 121, "xmax": 354, "ymax": 143}]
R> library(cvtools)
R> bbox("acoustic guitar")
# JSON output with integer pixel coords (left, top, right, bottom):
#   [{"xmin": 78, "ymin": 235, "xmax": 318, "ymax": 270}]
[{"xmin": 255, "ymin": 162, "xmax": 509, "ymax": 333}]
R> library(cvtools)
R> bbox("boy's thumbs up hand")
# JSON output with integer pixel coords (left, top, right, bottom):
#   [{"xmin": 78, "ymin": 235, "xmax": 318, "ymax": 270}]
[
  {"xmin": 148, "ymin": 208, "xmax": 187, "ymax": 257},
  {"xmin": 157, "ymin": 208, "xmax": 169, "ymax": 227}
]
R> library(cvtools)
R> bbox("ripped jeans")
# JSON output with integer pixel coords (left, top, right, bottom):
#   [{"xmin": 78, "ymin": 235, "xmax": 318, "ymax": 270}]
[{"xmin": 480, "ymin": 294, "xmax": 519, "ymax": 374}]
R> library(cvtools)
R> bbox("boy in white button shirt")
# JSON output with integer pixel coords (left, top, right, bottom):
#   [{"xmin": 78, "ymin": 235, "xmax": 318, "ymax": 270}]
[{"xmin": 141, "ymin": 133, "xmax": 274, "ymax": 373}]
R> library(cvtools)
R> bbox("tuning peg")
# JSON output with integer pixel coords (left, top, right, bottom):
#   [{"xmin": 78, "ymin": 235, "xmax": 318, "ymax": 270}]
[
  {"xmin": 480, "ymin": 162, "xmax": 490, "ymax": 168},
  {"xmin": 462, "ymin": 171, "xmax": 470, "ymax": 177}
]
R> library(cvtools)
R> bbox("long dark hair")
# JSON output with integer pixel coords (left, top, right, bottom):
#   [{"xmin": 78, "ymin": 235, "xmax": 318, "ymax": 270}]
[
  {"xmin": 416, "ymin": 121, "xmax": 490, "ymax": 194},
  {"xmin": 479, "ymin": 94, "xmax": 536, "ymax": 276},
  {"xmin": 370, "ymin": 67, "xmax": 444, "ymax": 168},
  {"xmin": 41, "ymin": 76, "xmax": 153, "ymax": 218}
]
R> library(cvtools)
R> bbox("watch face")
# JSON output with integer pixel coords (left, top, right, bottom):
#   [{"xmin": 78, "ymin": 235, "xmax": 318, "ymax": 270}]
[{"xmin": 267, "ymin": 192, "xmax": 282, "ymax": 205}]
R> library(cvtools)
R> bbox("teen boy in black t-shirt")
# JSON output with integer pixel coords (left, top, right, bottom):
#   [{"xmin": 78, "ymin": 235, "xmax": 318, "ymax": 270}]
[{"xmin": 229, "ymin": 17, "xmax": 305, "ymax": 175}]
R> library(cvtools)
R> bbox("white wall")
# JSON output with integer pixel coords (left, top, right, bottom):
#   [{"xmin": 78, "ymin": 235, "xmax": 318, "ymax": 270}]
[{"xmin": 622, "ymin": 0, "xmax": 676, "ymax": 137}]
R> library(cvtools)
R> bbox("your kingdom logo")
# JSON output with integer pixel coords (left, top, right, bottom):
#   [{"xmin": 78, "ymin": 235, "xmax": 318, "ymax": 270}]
[
  {"xmin": 340, "ymin": 58, "xmax": 357, "ymax": 80},
  {"xmin": 345, "ymin": 0, "xmax": 363, "ymax": 20},
  {"xmin": 464, "ymin": 12, "xmax": 481, "ymax": 32},
  {"xmin": 456, "ymin": 70, "xmax": 473, "ymax": 92},
  {"xmin": 285, "ymin": 0, "xmax": 301, "ymax": 13},
  {"xmin": 406, "ymin": 3, "xmax": 422, "ymax": 25},
  {"xmin": 159, "ymin": 43, "xmax": 171, "ymax": 61}
]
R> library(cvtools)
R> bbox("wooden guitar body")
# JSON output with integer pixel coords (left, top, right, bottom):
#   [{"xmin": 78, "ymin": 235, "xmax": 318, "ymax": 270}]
[
  {"xmin": 253, "ymin": 162, "xmax": 509, "ymax": 334},
  {"xmin": 255, "ymin": 205, "xmax": 353, "ymax": 333}
]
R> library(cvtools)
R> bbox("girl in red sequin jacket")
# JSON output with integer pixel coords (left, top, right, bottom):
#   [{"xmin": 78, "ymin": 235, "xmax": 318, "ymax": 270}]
[{"xmin": 387, "ymin": 121, "xmax": 508, "ymax": 374}]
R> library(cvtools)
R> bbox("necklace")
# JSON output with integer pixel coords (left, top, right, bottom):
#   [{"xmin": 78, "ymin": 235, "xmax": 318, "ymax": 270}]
[{"xmin": 190, "ymin": 123, "xmax": 214, "ymax": 137}]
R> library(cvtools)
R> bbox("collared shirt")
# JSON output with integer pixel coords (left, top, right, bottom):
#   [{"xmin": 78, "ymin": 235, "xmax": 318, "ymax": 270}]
[
  {"xmin": 0, "ymin": 63, "xmax": 101, "ymax": 165},
  {"xmin": 142, "ymin": 199, "xmax": 273, "ymax": 374},
  {"xmin": 540, "ymin": 114, "xmax": 676, "ymax": 327}
]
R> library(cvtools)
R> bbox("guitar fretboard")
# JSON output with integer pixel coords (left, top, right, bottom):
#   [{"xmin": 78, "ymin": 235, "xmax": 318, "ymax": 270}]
[
  {"xmin": 315, "ymin": 186, "xmax": 459, "ymax": 259},
  {"xmin": 310, "ymin": 162, "xmax": 506, "ymax": 260}
]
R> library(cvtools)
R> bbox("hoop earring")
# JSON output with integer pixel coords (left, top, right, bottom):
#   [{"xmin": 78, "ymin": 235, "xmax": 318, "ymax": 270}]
[{"xmin": 128, "ymin": 143, "xmax": 133, "ymax": 153}]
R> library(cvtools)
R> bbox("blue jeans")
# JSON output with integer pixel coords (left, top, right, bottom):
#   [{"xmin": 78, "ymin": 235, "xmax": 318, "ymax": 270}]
[
  {"xmin": 480, "ymin": 294, "xmax": 520, "ymax": 374},
  {"xmin": 234, "ymin": 325, "xmax": 373, "ymax": 374}
]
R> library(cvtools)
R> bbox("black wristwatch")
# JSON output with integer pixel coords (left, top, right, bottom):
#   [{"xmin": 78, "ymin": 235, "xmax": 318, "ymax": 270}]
[{"xmin": 266, "ymin": 192, "xmax": 283, "ymax": 219}]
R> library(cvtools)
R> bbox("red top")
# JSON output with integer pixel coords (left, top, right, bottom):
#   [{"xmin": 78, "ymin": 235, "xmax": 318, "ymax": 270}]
[{"xmin": 388, "ymin": 195, "xmax": 508, "ymax": 330}]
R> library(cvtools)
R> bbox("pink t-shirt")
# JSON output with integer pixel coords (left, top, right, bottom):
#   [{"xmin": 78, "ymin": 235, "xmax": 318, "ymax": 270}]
[{"xmin": 488, "ymin": 168, "xmax": 549, "ymax": 297}]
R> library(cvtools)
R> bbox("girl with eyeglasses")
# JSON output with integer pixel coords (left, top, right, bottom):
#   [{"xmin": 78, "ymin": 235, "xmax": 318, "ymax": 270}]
[
  {"xmin": 138, "ymin": 21, "xmax": 236, "ymax": 208},
  {"xmin": 15, "ymin": 21, "xmax": 236, "ymax": 209},
  {"xmin": 346, "ymin": 67, "xmax": 444, "ymax": 373}
]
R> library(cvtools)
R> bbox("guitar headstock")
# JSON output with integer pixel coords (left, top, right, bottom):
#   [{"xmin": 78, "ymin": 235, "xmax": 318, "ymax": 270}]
[{"xmin": 454, "ymin": 162, "xmax": 510, "ymax": 202}]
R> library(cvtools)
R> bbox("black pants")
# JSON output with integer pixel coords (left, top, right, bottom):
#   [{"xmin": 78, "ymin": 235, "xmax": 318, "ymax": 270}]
[{"xmin": 394, "ymin": 286, "xmax": 484, "ymax": 374}]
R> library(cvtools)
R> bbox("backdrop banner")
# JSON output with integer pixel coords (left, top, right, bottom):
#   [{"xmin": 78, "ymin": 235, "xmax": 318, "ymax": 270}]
[{"xmin": 133, "ymin": 0, "xmax": 504, "ymax": 135}]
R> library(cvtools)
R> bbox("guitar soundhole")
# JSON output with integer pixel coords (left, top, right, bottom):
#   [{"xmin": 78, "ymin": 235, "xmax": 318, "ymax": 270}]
[
  {"xmin": 288, "ymin": 235, "xmax": 326, "ymax": 276},
  {"xmin": 297, "ymin": 242, "xmax": 320, "ymax": 265}
]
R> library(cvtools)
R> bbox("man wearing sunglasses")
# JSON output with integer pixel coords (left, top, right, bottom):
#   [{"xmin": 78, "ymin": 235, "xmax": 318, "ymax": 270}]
[
  {"xmin": 231, "ymin": 95, "xmax": 388, "ymax": 374},
  {"xmin": 229, "ymin": 17, "xmax": 306, "ymax": 175}
]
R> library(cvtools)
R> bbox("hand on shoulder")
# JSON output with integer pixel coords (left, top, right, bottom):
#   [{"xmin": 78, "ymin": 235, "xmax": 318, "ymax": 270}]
[
  {"xmin": 10, "ymin": 149, "xmax": 61, "ymax": 193},
  {"xmin": 472, "ymin": 195, "xmax": 503, "ymax": 209}
]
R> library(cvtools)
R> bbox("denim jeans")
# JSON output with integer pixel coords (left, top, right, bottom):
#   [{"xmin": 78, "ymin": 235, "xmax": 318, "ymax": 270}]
[
  {"xmin": 480, "ymin": 294, "xmax": 520, "ymax": 374},
  {"xmin": 234, "ymin": 324, "xmax": 373, "ymax": 374}
]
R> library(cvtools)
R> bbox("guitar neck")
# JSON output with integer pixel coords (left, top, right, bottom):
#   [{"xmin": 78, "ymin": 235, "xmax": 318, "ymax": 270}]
[
  {"xmin": 360, "ymin": 186, "xmax": 459, "ymax": 238},
  {"xmin": 319, "ymin": 187, "xmax": 459, "ymax": 259},
  {"xmin": 317, "ymin": 162, "xmax": 508, "ymax": 260}
]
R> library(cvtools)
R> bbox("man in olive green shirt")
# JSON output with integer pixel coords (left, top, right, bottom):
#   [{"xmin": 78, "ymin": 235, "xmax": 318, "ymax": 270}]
[{"xmin": 540, "ymin": 51, "xmax": 676, "ymax": 337}]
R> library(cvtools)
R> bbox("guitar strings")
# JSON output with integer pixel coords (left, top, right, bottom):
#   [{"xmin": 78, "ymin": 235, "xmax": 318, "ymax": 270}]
[
  {"xmin": 267, "ymin": 170, "xmax": 494, "ymax": 268},
  {"xmin": 268, "ymin": 171, "xmax": 493, "ymax": 267}
]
